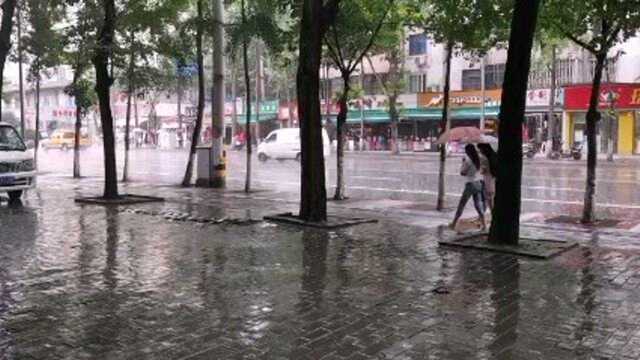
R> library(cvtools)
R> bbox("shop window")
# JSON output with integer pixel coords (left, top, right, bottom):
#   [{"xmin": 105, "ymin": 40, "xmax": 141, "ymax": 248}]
[
  {"xmin": 462, "ymin": 69, "xmax": 481, "ymax": 90},
  {"xmin": 408, "ymin": 34, "xmax": 427, "ymax": 56},
  {"xmin": 408, "ymin": 74, "xmax": 426, "ymax": 93},
  {"xmin": 485, "ymin": 64, "xmax": 505, "ymax": 89},
  {"xmin": 363, "ymin": 74, "xmax": 385, "ymax": 95}
]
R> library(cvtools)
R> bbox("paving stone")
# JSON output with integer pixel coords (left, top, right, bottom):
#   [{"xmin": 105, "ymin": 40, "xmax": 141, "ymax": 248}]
[{"xmin": 1, "ymin": 178, "xmax": 640, "ymax": 359}]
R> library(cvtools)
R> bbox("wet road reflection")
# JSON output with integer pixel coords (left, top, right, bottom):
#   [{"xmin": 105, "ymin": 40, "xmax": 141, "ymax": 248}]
[{"xmin": 2, "ymin": 180, "xmax": 640, "ymax": 359}]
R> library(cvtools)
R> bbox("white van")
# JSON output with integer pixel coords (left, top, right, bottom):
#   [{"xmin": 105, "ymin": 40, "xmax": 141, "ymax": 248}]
[
  {"xmin": 0, "ymin": 123, "xmax": 36, "ymax": 202},
  {"xmin": 257, "ymin": 128, "xmax": 331, "ymax": 162}
]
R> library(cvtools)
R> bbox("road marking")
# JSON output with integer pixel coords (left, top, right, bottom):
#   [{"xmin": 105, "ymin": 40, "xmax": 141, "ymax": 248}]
[
  {"xmin": 226, "ymin": 177, "xmax": 640, "ymax": 211},
  {"xmin": 347, "ymin": 168, "xmax": 640, "ymax": 186},
  {"xmin": 630, "ymin": 224, "xmax": 640, "ymax": 233}
]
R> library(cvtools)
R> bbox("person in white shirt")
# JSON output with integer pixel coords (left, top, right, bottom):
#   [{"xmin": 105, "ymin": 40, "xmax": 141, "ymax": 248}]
[{"xmin": 449, "ymin": 144, "xmax": 486, "ymax": 231}]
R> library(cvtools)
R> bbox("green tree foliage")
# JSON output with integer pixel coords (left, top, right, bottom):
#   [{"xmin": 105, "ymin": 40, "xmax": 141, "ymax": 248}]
[
  {"xmin": 64, "ymin": 79, "xmax": 97, "ymax": 117},
  {"xmin": 114, "ymin": 0, "xmax": 190, "ymax": 182},
  {"xmin": 544, "ymin": 0, "xmax": 640, "ymax": 223},
  {"xmin": 23, "ymin": 0, "xmax": 64, "ymax": 85},
  {"xmin": 227, "ymin": 0, "xmax": 295, "ymax": 55},
  {"xmin": 364, "ymin": 2, "xmax": 406, "ymax": 155},
  {"xmin": 62, "ymin": 0, "xmax": 99, "ymax": 178},
  {"xmin": 227, "ymin": 0, "xmax": 295, "ymax": 192},
  {"xmin": 0, "ymin": 0, "xmax": 18, "ymax": 120},
  {"xmin": 324, "ymin": 0, "xmax": 393, "ymax": 199},
  {"xmin": 23, "ymin": 0, "xmax": 64, "ymax": 156},
  {"xmin": 413, "ymin": 0, "xmax": 511, "ymax": 211}
]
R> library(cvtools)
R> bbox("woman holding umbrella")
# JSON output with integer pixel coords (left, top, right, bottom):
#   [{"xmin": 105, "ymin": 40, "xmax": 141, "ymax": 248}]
[{"xmin": 449, "ymin": 144, "xmax": 486, "ymax": 231}]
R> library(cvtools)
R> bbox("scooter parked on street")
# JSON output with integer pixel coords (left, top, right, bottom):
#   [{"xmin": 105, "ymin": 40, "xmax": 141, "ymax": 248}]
[
  {"xmin": 523, "ymin": 141, "xmax": 540, "ymax": 159},
  {"xmin": 550, "ymin": 141, "xmax": 583, "ymax": 160}
]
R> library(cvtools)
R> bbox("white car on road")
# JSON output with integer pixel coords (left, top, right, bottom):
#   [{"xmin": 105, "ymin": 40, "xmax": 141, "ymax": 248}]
[
  {"xmin": 0, "ymin": 123, "xmax": 36, "ymax": 202},
  {"xmin": 257, "ymin": 128, "xmax": 331, "ymax": 162}
]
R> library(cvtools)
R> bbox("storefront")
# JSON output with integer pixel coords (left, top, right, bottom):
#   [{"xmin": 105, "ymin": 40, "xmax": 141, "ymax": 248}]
[
  {"xmin": 230, "ymin": 100, "xmax": 280, "ymax": 142},
  {"xmin": 417, "ymin": 89, "xmax": 502, "ymax": 129},
  {"xmin": 563, "ymin": 83, "xmax": 640, "ymax": 155},
  {"xmin": 524, "ymin": 88, "xmax": 564, "ymax": 145}
]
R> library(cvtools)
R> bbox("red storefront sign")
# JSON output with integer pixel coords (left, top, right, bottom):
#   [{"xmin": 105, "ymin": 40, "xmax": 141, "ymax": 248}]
[{"xmin": 564, "ymin": 83, "xmax": 640, "ymax": 110}]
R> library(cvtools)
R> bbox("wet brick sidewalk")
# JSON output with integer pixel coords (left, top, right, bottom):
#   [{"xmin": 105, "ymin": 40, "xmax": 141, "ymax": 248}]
[{"xmin": 1, "ymin": 176, "xmax": 640, "ymax": 359}]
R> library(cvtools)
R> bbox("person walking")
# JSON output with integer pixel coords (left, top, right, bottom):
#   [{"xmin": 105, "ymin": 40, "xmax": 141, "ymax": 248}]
[
  {"xmin": 477, "ymin": 143, "xmax": 497, "ymax": 212},
  {"xmin": 449, "ymin": 144, "xmax": 486, "ymax": 231}
]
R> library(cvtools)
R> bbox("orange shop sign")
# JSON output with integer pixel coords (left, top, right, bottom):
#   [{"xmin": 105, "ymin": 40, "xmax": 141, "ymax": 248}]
[{"xmin": 418, "ymin": 89, "xmax": 502, "ymax": 108}]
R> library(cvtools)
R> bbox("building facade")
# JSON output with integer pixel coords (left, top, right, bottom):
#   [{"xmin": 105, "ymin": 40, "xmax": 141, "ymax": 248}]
[{"xmin": 315, "ymin": 32, "xmax": 640, "ymax": 154}]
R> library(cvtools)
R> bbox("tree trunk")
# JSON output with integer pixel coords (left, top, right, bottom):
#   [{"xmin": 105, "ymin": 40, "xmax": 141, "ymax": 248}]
[
  {"xmin": 0, "ymin": 0, "xmax": 17, "ymax": 120},
  {"xmin": 177, "ymin": 76, "xmax": 183, "ymax": 148},
  {"xmin": 122, "ymin": 90, "xmax": 132, "ymax": 182},
  {"xmin": 489, "ymin": 0, "xmax": 541, "ymax": 244},
  {"xmin": 92, "ymin": 0, "xmax": 118, "ymax": 199},
  {"xmin": 182, "ymin": 0, "xmax": 205, "ymax": 187},
  {"xmin": 242, "ymin": 0, "xmax": 252, "ymax": 193},
  {"xmin": 547, "ymin": 45, "xmax": 557, "ymax": 157},
  {"xmin": 389, "ymin": 95, "xmax": 399, "ymax": 154},
  {"xmin": 581, "ymin": 52, "xmax": 606, "ymax": 223},
  {"xmin": 123, "ymin": 32, "xmax": 135, "ymax": 183},
  {"xmin": 607, "ymin": 113, "xmax": 615, "ymax": 162},
  {"xmin": 333, "ymin": 74, "xmax": 350, "ymax": 200},
  {"xmin": 297, "ymin": 0, "xmax": 330, "ymax": 222},
  {"xmin": 231, "ymin": 60, "xmax": 238, "ymax": 138},
  {"xmin": 35, "ymin": 77, "xmax": 41, "ymax": 163},
  {"xmin": 72, "ymin": 63, "xmax": 84, "ymax": 179},
  {"xmin": 134, "ymin": 92, "xmax": 139, "ymax": 128},
  {"xmin": 210, "ymin": 0, "xmax": 225, "ymax": 188},
  {"xmin": 436, "ymin": 41, "xmax": 453, "ymax": 211},
  {"xmin": 388, "ymin": 50, "xmax": 401, "ymax": 155},
  {"xmin": 17, "ymin": 4, "xmax": 25, "ymax": 138},
  {"xmin": 286, "ymin": 80, "xmax": 293, "ymax": 128},
  {"xmin": 255, "ymin": 42, "xmax": 263, "ymax": 141},
  {"xmin": 286, "ymin": 66, "xmax": 294, "ymax": 128},
  {"xmin": 73, "ymin": 101, "xmax": 82, "ymax": 178}
]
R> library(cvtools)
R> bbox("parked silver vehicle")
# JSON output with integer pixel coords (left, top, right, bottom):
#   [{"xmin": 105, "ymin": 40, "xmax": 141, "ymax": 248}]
[{"xmin": 0, "ymin": 123, "xmax": 36, "ymax": 202}]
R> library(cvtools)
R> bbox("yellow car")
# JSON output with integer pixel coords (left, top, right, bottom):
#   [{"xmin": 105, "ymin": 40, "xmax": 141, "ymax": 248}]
[{"xmin": 42, "ymin": 130, "xmax": 92, "ymax": 151}]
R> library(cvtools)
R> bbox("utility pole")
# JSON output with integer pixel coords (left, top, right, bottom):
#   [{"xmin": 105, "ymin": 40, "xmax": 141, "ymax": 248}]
[{"xmin": 211, "ymin": 0, "xmax": 226, "ymax": 187}]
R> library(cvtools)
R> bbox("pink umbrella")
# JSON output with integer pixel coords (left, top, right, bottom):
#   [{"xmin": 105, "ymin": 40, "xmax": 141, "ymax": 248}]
[{"xmin": 436, "ymin": 126, "xmax": 486, "ymax": 144}]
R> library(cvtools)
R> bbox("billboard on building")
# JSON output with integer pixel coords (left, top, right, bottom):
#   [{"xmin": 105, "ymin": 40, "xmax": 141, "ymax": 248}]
[{"xmin": 418, "ymin": 89, "xmax": 502, "ymax": 108}]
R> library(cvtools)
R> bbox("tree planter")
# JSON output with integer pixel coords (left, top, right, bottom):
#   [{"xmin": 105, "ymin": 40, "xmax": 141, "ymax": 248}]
[
  {"xmin": 75, "ymin": 194, "xmax": 164, "ymax": 206},
  {"xmin": 438, "ymin": 232, "xmax": 577, "ymax": 259},
  {"xmin": 264, "ymin": 212, "xmax": 377, "ymax": 229}
]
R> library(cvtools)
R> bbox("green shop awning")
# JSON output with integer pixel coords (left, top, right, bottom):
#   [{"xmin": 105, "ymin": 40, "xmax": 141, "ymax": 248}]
[
  {"xmin": 342, "ymin": 106, "xmax": 500, "ymax": 124},
  {"xmin": 345, "ymin": 109, "xmax": 390, "ymax": 124},
  {"xmin": 235, "ymin": 113, "xmax": 278, "ymax": 124}
]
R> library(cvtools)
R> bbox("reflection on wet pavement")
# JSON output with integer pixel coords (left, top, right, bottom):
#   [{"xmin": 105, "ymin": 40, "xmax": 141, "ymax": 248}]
[{"xmin": 1, "ymin": 178, "xmax": 640, "ymax": 359}]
